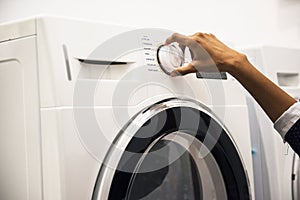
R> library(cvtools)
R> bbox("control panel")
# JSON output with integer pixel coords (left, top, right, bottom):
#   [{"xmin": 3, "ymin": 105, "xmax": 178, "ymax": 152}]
[{"xmin": 141, "ymin": 34, "xmax": 227, "ymax": 80}]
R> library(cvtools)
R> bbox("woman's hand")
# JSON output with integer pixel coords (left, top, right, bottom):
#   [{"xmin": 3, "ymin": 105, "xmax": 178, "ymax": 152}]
[
  {"xmin": 165, "ymin": 32, "xmax": 247, "ymax": 76},
  {"xmin": 165, "ymin": 32, "xmax": 296, "ymax": 122}
]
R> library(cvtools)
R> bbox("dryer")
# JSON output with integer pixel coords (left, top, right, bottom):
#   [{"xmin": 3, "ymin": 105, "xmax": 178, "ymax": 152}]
[
  {"xmin": 0, "ymin": 16, "xmax": 254, "ymax": 200},
  {"xmin": 242, "ymin": 46, "xmax": 300, "ymax": 200}
]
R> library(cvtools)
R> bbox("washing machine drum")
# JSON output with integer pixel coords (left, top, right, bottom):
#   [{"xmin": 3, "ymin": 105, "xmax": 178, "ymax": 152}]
[{"xmin": 93, "ymin": 99, "xmax": 250, "ymax": 200}]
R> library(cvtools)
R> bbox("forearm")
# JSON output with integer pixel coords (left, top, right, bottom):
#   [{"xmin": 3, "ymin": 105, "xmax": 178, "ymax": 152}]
[{"xmin": 228, "ymin": 55, "xmax": 296, "ymax": 122}]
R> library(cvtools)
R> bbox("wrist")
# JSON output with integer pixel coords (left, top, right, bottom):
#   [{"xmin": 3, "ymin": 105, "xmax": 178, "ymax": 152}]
[{"xmin": 225, "ymin": 53, "xmax": 250, "ymax": 76}]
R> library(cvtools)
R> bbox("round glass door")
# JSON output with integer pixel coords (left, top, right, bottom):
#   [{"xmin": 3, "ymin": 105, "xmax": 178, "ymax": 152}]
[
  {"xmin": 92, "ymin": 99, "xmax": 251, "ymax": 200},
  {"xmin": 125, "ymin": 132, "xmax": 227, "ymax": 200}
]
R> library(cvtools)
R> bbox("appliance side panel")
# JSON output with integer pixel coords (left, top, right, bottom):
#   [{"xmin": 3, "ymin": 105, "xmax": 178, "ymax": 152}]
[{"xmin": 0, "ymin": 36, "xmax": 42, "ymax": 200}]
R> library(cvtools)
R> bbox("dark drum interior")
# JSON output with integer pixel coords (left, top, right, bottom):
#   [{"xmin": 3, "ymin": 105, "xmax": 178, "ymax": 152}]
[{"xmin": 96, "ymin": 105, "xmax": 250, "ymax": 200}]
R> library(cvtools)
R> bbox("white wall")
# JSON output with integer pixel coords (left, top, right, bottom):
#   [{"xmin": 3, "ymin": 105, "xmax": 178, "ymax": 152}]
[{"xmin": 0, "ymin": 0, "xmax": 300, "ymax": 48}]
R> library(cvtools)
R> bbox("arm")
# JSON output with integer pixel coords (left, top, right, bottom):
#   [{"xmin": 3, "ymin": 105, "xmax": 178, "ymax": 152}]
[
  {"xmin": 228, "ymin": 55, "xmax": 296, "ymax": 122},
  {"xmin": 165, "ymin": 33, "xmax": 296, "ymax": 122}
]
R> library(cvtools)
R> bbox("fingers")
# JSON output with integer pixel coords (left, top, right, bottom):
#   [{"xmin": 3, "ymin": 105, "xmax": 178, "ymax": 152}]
[
  {"xmin": 166, "ymin": 32, "xmax": 216, "ymax": 46},
  {"xmin": 166, "ymin": 32, "xmax": 222, "ymax": 77},
  {"xmin": 165, "ymin": 33, "xmax": 199, "ymax": 52},
  {"xmin": 170, "ymin": 59, "xmax": 219, "ymax": 77},
  {"xmin": 170, "ymin": 63, "xmax": 197, "ymax": 77},
  {"xmin": 165, "ymin": 33, "xmax": 189, "ymax": 46}
]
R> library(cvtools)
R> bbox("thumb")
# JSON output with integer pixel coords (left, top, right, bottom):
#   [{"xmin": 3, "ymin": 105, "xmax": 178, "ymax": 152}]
[{"xmin": 170, "ymin": 63, "xmax": 197, "ymax": 77}]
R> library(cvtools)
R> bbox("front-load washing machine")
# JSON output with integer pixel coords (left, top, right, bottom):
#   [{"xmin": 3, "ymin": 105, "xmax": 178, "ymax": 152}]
[
  {"xmin": 0, "ymin": 16, "xmax": 254, "ymax": 200},
  {"xmin": 242, "ymin": 46, "xmax": 300, "ymax": 200}
]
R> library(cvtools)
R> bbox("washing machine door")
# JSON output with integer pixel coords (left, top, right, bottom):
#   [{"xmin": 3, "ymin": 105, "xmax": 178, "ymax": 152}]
[{"xmin": 93, "ymin": 98, "xmax": 251, "ymax": 200}]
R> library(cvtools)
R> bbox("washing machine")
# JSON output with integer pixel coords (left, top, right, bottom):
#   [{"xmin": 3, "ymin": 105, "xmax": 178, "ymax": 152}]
[
  {"xmin": 0, "ymin": 16, "xmax": 254, "ymax": 200},
  {"xmin": 242, "ymin": 46, "xmax": 300, "ymax": 200}
]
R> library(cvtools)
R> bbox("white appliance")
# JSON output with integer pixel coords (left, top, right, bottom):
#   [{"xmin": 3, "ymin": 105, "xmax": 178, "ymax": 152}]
[
  {"xmin": 0, "ymin": 16, "xmax": 254, "ymax": 200},
  {"xmin": 242, "ymin": 46, "xmax": 300, "ymax": 200}
]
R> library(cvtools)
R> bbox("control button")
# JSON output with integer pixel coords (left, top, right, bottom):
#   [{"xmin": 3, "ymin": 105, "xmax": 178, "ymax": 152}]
[{"xmin": 157, "ymin": 43, "xmax": 184, "ymax": 75}]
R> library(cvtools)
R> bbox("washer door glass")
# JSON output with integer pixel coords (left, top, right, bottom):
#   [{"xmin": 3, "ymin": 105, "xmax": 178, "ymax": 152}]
[
  {"xmin": 93, "ymin": 99, "xmax": 250, "ymax": 200},
  {"xmin": 125, "ymin": 132, "xmax": 227, "ymax": 200}
]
